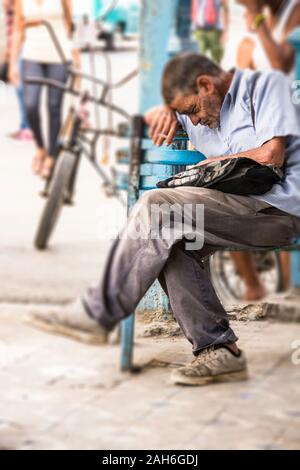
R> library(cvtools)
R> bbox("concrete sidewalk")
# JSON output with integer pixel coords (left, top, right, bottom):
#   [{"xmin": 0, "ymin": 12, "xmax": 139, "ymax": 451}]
[{"xmin": 1, "ymin": 302, "xmax": 300, "ymax": 450}]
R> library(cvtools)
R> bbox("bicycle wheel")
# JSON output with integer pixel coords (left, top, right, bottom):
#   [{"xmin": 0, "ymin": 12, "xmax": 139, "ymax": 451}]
[
  {"xmin": 34, "ymin": 151, "xmax": 77, "ymax": 250},
  {"xmin": 210, "ymin": 251, "xmax": 283, "ymax": 304}
]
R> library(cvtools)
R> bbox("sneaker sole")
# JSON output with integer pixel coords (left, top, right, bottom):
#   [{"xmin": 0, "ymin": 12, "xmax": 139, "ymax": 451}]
[
  {"xmin": 25, "ymin": 315, "xmax": 108, "ymax": 346},
  {"xmin": 171, "ymin": 369, "xmax": 248, "ymax": 386}
]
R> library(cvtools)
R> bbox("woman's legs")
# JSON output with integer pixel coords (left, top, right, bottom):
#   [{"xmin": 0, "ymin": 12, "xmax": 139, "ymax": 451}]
[
  {"xmin": 22, "ymin": 60, "xmax": 46, "ymax": 173},
  {"xmin": 209, "ymin": 30, "xmax": 224, "ymax": 65},
  {"xmin": 193, "ymin": 29, "xmax": 208, "ymax": 55},
  {"xmin": 16, "ymin": 59, "xmax": 31, "ymax": 132},
  {"xmin": 230, "ymin": 251, "xmax": 291, "ymax": 301},
  {"xmin": 41, "ymin": 63, "xmax": 69, "ymax": 179},
  {"xmin": 16, "ymin": 85, "xmax": 30, "ymax": 130},
  {"xmin": 230, "ymin": 252, "xmax": 266, "ymax": 301},
  {"xmin": 280, "ymin": 252, "xmax": 291, "ymax": 291},
  {"xmin": 22, "ymin": 60, "xmax": 69, "ymax": 178}
]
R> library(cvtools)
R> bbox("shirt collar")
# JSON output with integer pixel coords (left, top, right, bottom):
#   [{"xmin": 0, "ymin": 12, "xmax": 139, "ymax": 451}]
[
  {"xmin": 226, "ymin": 68, "xmax": 243, "ymax": 103},
  {"xmin": 218, "ymin": 69, "xmax": 243, "ymax": 130}
]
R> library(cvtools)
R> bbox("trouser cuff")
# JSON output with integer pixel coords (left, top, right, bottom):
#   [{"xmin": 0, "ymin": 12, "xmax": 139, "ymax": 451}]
[
  {"xmin": 192, "ymin": 329, "xmax": 239, "ymax": 357},
  {"xmin": 81, "ymin": 295, "xmax": 117, "ymax": 333}
]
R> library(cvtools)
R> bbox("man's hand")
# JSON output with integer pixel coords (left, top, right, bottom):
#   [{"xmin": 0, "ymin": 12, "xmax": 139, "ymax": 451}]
[
  {"xmin": 252, "ymin": 138, "xmax": 286, "ymax": 167},
  {"xmin": 144, "ymin": 105, "xmax": 179, "ymax": 147}
]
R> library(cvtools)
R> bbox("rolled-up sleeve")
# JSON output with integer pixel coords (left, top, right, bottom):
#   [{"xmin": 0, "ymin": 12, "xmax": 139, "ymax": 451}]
[{"xmin": 254, "ymin": 71, "xmax": 300, "ymax": 147}]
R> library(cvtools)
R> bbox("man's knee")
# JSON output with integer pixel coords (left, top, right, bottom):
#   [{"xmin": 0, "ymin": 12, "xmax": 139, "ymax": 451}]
[
  {"xmin": 139, "ymin": 189, "xmax": 170, "ymax": 207},
  {"xmin": 130, "ymin": 189, "xmax": 174, "ymax": 225},
  {"xmin": 138, "ymin": 187, "xmax": 218, "ymax": 210}
]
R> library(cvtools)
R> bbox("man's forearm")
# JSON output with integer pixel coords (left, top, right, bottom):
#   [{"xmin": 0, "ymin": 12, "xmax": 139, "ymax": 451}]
[
  {"xmin": 198, "ymin": 141, "xmax": 285, "ymax": 168},
  {"xmin": 198, "ymin": 152, "xmax": 249, "ymax": 167}
]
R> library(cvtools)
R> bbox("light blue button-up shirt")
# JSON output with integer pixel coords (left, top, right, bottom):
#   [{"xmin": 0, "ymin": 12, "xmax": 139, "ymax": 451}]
[{"xmin": 177, "ymin": 69, "xmax": 300, "ymax": 218}]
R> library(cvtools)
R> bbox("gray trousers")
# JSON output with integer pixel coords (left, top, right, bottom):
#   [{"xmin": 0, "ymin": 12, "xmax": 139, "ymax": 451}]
[{"xmin": 84, "ymin": 187, "xmax": 300, "ymax": 355}]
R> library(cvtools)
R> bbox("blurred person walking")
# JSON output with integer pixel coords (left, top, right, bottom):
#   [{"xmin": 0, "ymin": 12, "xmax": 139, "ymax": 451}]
[
  {"xmin": 175, "ymin": 0, "xmax": 194, "ymax": 52},
  {"xmin": 9, "ymin": 0, "xmax": 80, "ymax": 179},
  {"xmin": 232, "ymin": 0, "xmax": 300, "ymax": 300},
  {"xmin": 2, "ymin": 0, "xmax": 32, "ymax": 141},
  {"xmin": 237, "ymin": 0, "xmax": 300, "ymax": 73},
  {"xmin": 192, "ymin": 0, "xmax": 229, "ymax": 64}
]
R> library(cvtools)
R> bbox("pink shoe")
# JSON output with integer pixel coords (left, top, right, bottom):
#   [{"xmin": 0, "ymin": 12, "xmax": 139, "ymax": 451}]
[
  {"xmin": 18, "ymin": 129, "xmax": 34, "ymax": 142},
  {"xmin": 8, "ymin": 130, "xmax": 22, "ymax": 140},
  {"xmin": 8, "ymin": 129, "xmax": 34, "ymax": 141}
]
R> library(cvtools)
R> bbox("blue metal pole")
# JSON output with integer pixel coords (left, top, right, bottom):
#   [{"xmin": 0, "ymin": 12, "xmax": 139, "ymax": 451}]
[
  {"xmin": 292, "ymin": 253, "xmax": 300, "ymax": 288},
  {"xmin": 120, "ymin": 0, "xmax": 178, "ymax": 371},
  {"xmin": 289, "ymin": 28, "xmax": 300, "ymax": 288},
  {"xmin": 139, "ymin": 0, "xmax": 178, "ymax": 113},
  {"xmin": 136, "ymin": 0, "xmax": 179, "ymax": 318}
]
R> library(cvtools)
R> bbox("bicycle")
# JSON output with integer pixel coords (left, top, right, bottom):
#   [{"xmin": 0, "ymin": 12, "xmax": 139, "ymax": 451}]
[
  {"xmin": 210, "ymin": 251, "xmax": 283, "ymax": 304},
  {"xmin": 25, "ymin": 20, "xmax": 137, "ymax": 251}
]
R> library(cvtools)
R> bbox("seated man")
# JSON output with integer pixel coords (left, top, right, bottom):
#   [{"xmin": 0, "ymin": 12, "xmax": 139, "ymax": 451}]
[{"xmin": 29, "ymin": 54, "xmax": 300, "ymax": 386}]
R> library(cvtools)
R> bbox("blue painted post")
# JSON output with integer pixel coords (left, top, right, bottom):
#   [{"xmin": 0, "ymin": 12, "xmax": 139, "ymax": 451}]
[
  {"xmin": 139, "ymin": 0, "xmax": 178, "ymax": 113},
  {"xmin": 136, "ymin": 0, "xmax": 181, "ymax": 318},
  {"xmin": 289, "ymin": 28, "xmax": 300, "ymax": 288},
  {"xmin": 292, "ymin": 254, "xmax": 300, "ymax": 288},
  {"xmin": 120, "ymin": 0, "xmax": 178, "ymax": 371},
  {"xmin": 120, "ymin": 1, "xmax": 206, "ymax": 371}
]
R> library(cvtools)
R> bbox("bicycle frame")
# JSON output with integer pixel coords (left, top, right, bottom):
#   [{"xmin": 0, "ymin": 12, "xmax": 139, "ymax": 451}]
[{"xmin": 24, "ymin": 20, "xmax": 138, "ymax": 205}]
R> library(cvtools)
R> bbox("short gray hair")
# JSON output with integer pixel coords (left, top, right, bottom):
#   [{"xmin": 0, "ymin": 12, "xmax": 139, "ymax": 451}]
[{"xmin": 162, "ymin": 53, "xmax": 221, "ymax": 105}]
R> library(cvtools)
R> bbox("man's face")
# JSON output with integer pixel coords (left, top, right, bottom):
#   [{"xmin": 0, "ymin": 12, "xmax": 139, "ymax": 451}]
[{"xmin": 170, "ymin": 78, "xmax": 223, "ymax": 129}]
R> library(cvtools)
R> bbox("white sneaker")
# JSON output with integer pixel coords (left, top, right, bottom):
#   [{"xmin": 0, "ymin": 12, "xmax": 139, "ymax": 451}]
[
  {"xmin": 171, "ymin": 346, "xmax": 248, "ymax": 386},
  {"xmin": 25, "ymin": 298, "xmax": 109, "ymax": 345}
]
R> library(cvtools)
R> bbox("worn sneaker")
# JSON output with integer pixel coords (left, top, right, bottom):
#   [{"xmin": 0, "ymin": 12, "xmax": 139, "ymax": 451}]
[
  {"xmin": 25, "ymin": 298, "xmax": 109, "ymax": 345},
  {"xmin": 171, "ymin": 346, "xmax": 248, "ymax": 386}
]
